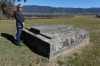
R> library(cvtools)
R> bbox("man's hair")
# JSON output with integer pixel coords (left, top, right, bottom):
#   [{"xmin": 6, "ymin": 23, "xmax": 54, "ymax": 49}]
[{"xmin": 17, "ymin": 4, "xmax": 23, "ymax": 8}]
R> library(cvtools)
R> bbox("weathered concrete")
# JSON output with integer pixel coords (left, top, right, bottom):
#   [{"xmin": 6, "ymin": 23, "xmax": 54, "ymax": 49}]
[{"xmin": 22, "ymin": 24, "xmax": 89, "ymax": 60}]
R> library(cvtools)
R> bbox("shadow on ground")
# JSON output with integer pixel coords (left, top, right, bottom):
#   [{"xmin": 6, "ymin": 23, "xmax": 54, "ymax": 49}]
[
  {"xmin": 1, "ymin": 33, "xmax": 16, "ymax": 45},
  {"xmin": 23, "ymin": 40, "xmax": 49, "ymax": 59},
  {"xmin": 1, "ymin": 33, "xmax": 48, "ymax": 59}
]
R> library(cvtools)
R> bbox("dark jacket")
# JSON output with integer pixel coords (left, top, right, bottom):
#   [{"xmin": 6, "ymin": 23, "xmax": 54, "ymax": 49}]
[{"xmin": 15, "ymin": 10, "xmax": 25, "ymax": 24}]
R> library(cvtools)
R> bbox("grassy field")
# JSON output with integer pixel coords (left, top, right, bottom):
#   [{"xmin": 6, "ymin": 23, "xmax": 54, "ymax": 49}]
[{"xmin": 0, "ymin": 15, "xmax": 100, "ymax": 66}]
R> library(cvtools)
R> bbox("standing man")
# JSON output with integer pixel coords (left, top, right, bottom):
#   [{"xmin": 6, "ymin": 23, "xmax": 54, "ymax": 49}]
[{"xmin": 15, "ymin": 4, "xmax": 25, "ymax": 46}]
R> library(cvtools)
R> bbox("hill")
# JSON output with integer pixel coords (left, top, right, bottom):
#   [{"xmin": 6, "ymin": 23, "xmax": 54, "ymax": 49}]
[{"xmin": 22, "ymin": 5, "xmax": 100, "ymax": 14}]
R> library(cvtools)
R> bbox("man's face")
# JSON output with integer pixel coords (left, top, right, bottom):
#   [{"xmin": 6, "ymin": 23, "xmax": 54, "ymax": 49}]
[{"xmin": 18, "ymin": 6, "xmax": 23, "ymax": 12}]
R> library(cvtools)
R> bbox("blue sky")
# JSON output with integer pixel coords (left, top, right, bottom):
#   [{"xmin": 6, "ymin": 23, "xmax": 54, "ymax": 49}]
[{"xmin": 15, "ymin": 0, "xmax": 100, "ymax": 8}]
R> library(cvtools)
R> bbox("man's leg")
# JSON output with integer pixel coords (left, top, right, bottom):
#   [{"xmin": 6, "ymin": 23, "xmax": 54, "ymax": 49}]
[{"xmin": 16, "ymin": 24, "xmax": 23, "ymax": 46}]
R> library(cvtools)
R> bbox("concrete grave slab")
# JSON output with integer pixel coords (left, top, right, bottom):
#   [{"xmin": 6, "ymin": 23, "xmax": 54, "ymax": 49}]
[{"xmin": 22, "ymin": 24, "xmax": 89, "ymax": 60}]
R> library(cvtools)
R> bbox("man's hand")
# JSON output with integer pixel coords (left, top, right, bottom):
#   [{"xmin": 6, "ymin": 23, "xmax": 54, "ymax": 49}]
[{"xmin": 22, "ymin": 22, "xmax": 25, "ymax": 27}]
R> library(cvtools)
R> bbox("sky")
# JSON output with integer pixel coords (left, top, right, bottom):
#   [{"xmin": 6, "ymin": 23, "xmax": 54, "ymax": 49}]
[{"xmin": 15, "ymin": 0, "xmax": 100, "ymax": 8}]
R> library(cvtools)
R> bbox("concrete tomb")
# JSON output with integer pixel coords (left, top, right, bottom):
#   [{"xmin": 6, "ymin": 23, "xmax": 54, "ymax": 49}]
[{"xmin": 22, "ymin": 24, "xmax": 89, "ymax": 60}]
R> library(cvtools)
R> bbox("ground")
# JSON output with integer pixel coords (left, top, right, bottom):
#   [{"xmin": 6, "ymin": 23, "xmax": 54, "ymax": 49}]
[{"xmin": 0, "ymin": 15, "xmax": 100, "ymax": 66}]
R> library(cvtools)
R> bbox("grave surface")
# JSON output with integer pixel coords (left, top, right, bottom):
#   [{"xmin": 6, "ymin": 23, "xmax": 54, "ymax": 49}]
[{"xmin": 22, "ymin": 24, "xmax": 89, "ymax": 60}]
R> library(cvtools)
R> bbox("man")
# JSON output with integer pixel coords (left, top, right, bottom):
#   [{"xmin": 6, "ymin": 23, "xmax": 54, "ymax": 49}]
[{"xmin": 15, "ymin": 4, "xmax": 25, "ymax": 46}]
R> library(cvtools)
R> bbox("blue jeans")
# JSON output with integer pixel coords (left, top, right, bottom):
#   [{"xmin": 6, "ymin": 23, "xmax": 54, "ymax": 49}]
[{"xmin": 16, "ymin": 23, "xmax": 23, "ymax": 44}]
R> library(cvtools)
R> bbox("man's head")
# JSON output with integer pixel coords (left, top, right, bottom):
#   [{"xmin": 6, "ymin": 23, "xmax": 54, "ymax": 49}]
[{"xmin": 17, "ymin": 4, "xmax": 23, "ymax": 12}]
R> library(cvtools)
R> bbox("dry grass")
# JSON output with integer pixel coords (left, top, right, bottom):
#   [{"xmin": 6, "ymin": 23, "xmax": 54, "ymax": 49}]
[{"xmin": 0, "ymin": 15, "xmax": 100, "ymax": 66}]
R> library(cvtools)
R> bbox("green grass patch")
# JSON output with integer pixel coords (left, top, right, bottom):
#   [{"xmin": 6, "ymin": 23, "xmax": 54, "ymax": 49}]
[{"xmin": 57, "ymin": 60, "xmax": 65, "ymax": 66}]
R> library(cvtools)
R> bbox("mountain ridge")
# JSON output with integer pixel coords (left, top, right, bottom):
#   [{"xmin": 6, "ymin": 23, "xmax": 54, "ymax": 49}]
[{"xmin": 22, "ymin": 5, "xmax": 100, "ymax": 14}]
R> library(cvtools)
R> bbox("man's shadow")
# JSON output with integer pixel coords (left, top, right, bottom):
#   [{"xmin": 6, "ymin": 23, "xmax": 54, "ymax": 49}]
[
  {"xmin": 1, "ymin": 33, "xmax": 17, "ymax": 45},
  {"xmin": 1, "ymin": 33, "xmax": 49, "ymax": 59}
]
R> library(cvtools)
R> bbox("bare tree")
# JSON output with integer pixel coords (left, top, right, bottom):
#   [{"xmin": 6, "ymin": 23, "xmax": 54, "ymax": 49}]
[{"xmin": 0, "ymin": 0, "xmax": 26, "ymax": 19}]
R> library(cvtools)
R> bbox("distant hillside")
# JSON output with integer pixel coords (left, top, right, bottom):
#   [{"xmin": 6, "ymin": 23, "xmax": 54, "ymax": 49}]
[{"xmin": 22, "ymin": 5, "xmax": 100, "ymax": 14}]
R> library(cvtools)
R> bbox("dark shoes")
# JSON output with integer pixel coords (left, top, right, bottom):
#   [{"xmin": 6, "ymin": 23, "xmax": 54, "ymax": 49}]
[
  {"xmin": 15, "ymin": 40, "xmax": 23, "ymax": 46},
  {"xmin": 17, "ymin": 44, "xmax": 23, "ymax": 46}
]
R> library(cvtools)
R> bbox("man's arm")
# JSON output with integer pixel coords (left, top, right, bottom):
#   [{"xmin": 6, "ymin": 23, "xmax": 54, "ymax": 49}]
[
  {"xmin": 22, "ymin": 16, "xmax": 25, "ymax": 27},
  {"xmin": 22, "ymin": 22, "xmax": 25, "ymax": 27}
]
